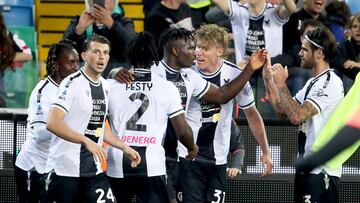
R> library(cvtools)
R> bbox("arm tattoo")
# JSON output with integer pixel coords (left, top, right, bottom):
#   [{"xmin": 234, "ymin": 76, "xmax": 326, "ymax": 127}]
[{"xmin": 278, "ymin": 85, "xmax": 318, "ymax": 124}]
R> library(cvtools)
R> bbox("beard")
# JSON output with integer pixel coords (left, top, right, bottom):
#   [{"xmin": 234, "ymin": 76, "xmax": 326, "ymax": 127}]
[{"xmin": 301, "ymin": 58, "xmax": 315, "ymax": 70}]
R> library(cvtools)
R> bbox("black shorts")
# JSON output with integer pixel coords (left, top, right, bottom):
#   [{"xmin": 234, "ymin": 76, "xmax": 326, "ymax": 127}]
[
  {"xmin": 14, "ymin": 166, "xmax": 44, "ymax": 203},
  {"xmin": 294, "ymin": 172, "xmax": 340, "ymax": 203},
  {"xmin": 166, "ymin": 160, "xmax": 180, "ymax": 201},
  {"xmin": 107, "ymin": 175, "xmax": 170, "ymax": 203},
  {"xmin": 43, "ymin": 172, "xmax": 116, "ymax": 203},
  {"xmin": 179, "ymin": 158, "xmax": 227, "ymax": 203}
]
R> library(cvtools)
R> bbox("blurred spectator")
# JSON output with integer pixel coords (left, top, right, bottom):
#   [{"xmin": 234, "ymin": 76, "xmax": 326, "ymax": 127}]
[
  {"xmin": 144, "ymin": 0, "xmax": 194, "ymax": 45},
  {"xmin": 188, "ymin": 0, "xmax": 210, "ymax": 29},
  {"xmin": 324, "ymin": 1, "xmax": 351, "ymax": 44},
  {"xmin": 0, "ymin": 12, "xmax": 32, "ymax": 107},
  {"xmin": 63, "ymin": 0, "xmax": 136, "ymax": 77},
  {"xmin": 211, "ymin": 0, "xmax": 295, "ymax": 64},
  {"xmin": 333, "ymin": 12, "xmax": 360, "ymax": 81},
  {"xmin": 283, "ymin": 0, "xmax": 327, "ymax": 52}
]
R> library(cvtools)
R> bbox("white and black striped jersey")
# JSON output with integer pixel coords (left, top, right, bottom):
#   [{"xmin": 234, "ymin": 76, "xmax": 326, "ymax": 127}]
[
  {"xmin": 178, "ymin": 60, "xmax": 255, "ymax": 165},
  {"xmin": 106, "ymin": 69, "xmax": 184, "ymax": 178},
  {"xmin": 227, "ymin": 1, "xmax": 287, "ymax": 63},
  {"xmin": 15, "ymin": 77, "xmax": 59, "ymax": 174},
  {"xmin": 151, "ymin": 61, "xmax": 210, "ymax": 160},
  {"xmin": 294, "ymin": 69, "xmax": 344, "ymax": 177},
  {"xmin": 45, "ymin": 68, "xmax": 109, "ymax": 177}
]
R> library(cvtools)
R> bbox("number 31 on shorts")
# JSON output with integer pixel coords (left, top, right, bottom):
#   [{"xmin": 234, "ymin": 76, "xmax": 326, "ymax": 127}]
[{"xmin": 212, "ymin": 189, "xmax": 225, "ymax": 203}]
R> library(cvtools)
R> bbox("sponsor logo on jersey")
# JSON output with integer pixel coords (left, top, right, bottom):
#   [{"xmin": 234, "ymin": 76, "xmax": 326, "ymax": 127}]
[
  {"xmin": 59, "ymin": 90, "xmax": 67, "ymax": 100},
  {"xmin": 36, "ymin": 105, "xmax": 43, "ymax": 115},
  {"xmin": 313, "ymin": 89, "xmax": 328, "ymax": 97},
  {"xmin": 84, "ymin": 127, "xmax": 103, "ymax": 137},
  {"xmin": 121, "ymin": 135, "xmax": 157, "ymax": 145}
]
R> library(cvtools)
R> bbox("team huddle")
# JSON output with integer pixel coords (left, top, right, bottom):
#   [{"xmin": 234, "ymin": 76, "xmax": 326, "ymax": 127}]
[{"xmin": 13, "ymin": 19, "xmax": 349, "ymax": 203}]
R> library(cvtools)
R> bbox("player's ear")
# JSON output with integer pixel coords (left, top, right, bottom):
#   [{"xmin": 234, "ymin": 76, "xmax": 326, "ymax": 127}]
[
  {"xmin": 172, "ymin": 47, "xmax": 179, "ymax": 56},
  {"xmin": 217, "ymin": 47, "xmax": 225, "ymax": 57},
  {"xmin": 81, "ymin": 52, "xmax": 87, "ymax": 61},
  {"xmin": 315, "ymin": 48, "xmax": 324, "ymax": 60}
]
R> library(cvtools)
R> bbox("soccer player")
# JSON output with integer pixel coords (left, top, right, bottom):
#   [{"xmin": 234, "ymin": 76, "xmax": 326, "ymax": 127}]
[
  {"xmin": 106, "ymin": 32, "xmax": 197, "ymax": 203},
  {"xmin": 15, "ymin": 40, "xmax": 79, "ymax": 203},
  {"xmin": 296, "ymin": 73, "xmax": 360, "ymax": 174},
  {"xmin": 179, "ymin": 24, "xmax": 272, "ymax": 203},
  {"xmin": 263, "ymin": 27, "xmax": 344, "ymax": 203},
  {"xmin": 115, "ymin": 27, "xmax": 268, "ymax": 202},
  {"xmin": 45, "ymin": 34, "xmax": 141, "ymax": 203}
]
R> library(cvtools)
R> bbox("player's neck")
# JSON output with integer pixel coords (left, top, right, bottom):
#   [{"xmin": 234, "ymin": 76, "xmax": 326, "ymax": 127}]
[
  {"xmin": 83, "ymin": 66, "xmax": 101, "ymax": 83},
  {"xmin": 164, "ymin": 57, "xmax": 181, "ymax": 71},
  {"xmin": 312, "ymin": 62, "xmax": 329, "ymax": 77},
  {"xmin": 249, "ymin": 0, "xmax": 265, "ymax": 16},
  {"xmin": 51, "ymin": 75, "xmax": 62, "ymax": 86},
  {"xmin": 202, "ymin": 58, "xmax": 222, "ymax": 74}
]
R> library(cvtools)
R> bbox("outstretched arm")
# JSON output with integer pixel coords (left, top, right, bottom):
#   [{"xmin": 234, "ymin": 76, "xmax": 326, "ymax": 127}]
[
  {"xmin": 211, "ymin": 0, "xmax": 230, "ymax": 14},
  {"xmin": 276, "ymin": 0, "xmax": 297, "ymax": 20},
  {"xmin": 201, "ymin": 49, "xmax": 267, "ymax": 104}
]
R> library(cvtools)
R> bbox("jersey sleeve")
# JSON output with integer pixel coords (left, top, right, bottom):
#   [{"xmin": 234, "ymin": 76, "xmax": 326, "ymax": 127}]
[
  {"xmin": 189, "ymin": 70, "xmax": 210, "ymax": 99},
  {"xmin": 167, "ymin": 82, "xmax": 185, "ymax": 118},
  {"xmin": 227, "ymin": 0, "xmax": 243, "ymax": 19},
  {"xmin": 305, "ymin": 77, "xmax": 344, "ymax": 113},
  {"xmin": 294, "ymin": 83, "xmax": 307, "ymax": 104},
  {"xmin": 52, "ymin": 78, "xmax": 76, "ymax": 113},
  {"xmin": 236, "ymin": 82, "xmax": 255, "ymax": 109}
]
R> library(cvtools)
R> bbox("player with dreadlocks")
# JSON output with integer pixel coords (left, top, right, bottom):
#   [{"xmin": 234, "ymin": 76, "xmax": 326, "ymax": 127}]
[
  {"xmin": 106, "ymin": 31, "xmax": 198, "ymax": 203},
  {"xmin": 114, "ymin": 27, "xmax": 268, "ymax": 202},
  {"xmin": 15, "ymin": 40, "xmax": 79, "ymax": 203}
]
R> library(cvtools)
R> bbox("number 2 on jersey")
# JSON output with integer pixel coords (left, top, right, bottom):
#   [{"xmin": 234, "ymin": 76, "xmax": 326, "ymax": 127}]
[{"xmin": 126, "ymin": 92, "xmax": 149, "ymax": 132}]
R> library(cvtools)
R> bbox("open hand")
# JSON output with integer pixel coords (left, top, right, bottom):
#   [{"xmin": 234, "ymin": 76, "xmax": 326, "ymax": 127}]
[
  {"xmin": 91, "ymin": 4, "xmax": 113, "ymax": 29},
  {"xmin": 115, "ymin": 68, "xmax": 134, "ymax": 84},
  {"xmin": 248, "ymin": 48, "xmax": 267, "ymax": 71}
]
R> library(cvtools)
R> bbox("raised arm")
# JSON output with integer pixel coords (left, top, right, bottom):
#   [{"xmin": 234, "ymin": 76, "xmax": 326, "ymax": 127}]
[
  {"xmin": 271, "ymin": 64, "xmax": 318, "ymax": 124},
  {"xmin": 262, "ymin": 59, "xmax": 287, "ymax": 118},
  {"xmin": 277, "ymin": 0, "xmax": 297, "ymax": 19},
  {"xmin": 201, "ymin": 49, "xmax": 267, "ymax": 104},
  {"xmin": 211, "ymin": 0, "xmax": 230, "ymax": 14}
]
